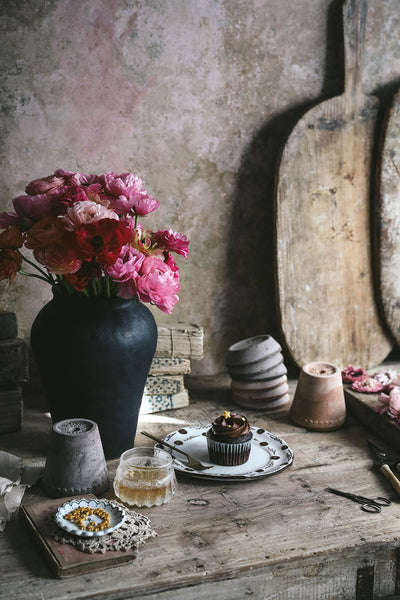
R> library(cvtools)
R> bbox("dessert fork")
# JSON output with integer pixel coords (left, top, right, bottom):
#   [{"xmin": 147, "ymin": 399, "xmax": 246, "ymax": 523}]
[{"xmin": 140, "ymin": 431, "xmax": 212, "ymax": 471}]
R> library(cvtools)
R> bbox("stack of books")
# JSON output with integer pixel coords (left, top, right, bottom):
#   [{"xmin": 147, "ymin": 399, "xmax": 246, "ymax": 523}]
[
  {"xmin": 140, "ymin": 323, "xmax": 203, "ymax": 415},
  {"xmin": 0, "ymin": 311, "xmax": 28, "ymax": 432}
]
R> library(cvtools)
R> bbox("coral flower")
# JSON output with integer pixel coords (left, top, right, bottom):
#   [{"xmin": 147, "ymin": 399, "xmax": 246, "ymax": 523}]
[
  {"xmin": 0, "ymin": 227, "xmax": 24, "ymax": 249},
  {"xmin": 33, "ymin": 244, "xmax": 82, "ymax": 275},
  {"xmin": 75, "ymin": 218, "xmax": 132, "ymax": 265},
  {"xmin": 0, "ymin": 249, "xmax": 22, "ymax": 283},
  {"xmin": 25, "ymin": 216, "xmax": 65, "ymax": 250}
]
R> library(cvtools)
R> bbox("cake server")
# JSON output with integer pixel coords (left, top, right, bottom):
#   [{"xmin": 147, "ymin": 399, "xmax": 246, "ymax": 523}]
[{"xmin": 367, "ymin": 440, "xmax": 400, "ymax": 497}]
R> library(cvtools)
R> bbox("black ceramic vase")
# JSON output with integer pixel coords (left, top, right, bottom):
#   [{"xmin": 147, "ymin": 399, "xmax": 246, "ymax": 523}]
[{"xmin": 31, "ymin": 293, "xmax": 158, "ymax": 459}]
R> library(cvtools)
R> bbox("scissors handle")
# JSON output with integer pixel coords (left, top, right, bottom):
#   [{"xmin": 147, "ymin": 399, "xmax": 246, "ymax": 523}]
[
  {"xmin": 370, "ymin": 496, "xmax": 391, "ymax": 507},
  {"xmin": 361, "ymin": 503, "xmax": 381, "ymax": 513}
]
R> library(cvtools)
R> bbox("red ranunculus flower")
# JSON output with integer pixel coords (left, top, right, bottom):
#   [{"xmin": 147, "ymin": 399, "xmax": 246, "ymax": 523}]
[
  {"xmin": 63, "ymin": 261, "xmax": 102, "ymax": 291},
  {"xmin": 74, "ymin": 218, "xmax": 132, "ymax": 265}
]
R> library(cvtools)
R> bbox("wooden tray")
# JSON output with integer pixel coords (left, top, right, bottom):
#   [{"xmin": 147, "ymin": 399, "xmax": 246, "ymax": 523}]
[{"xmin": 376, "ymin": 87, "xmax": 400, "ymax": 345}]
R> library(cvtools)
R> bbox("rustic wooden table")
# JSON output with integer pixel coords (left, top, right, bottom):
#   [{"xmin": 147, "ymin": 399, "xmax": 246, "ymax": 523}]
[{"xmin": 1, "ymin": 376, "xmax": 400, "ymax": 600}]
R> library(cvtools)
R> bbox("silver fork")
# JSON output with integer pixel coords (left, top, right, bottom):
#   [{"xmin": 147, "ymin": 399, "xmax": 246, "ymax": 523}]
[{"xmin": 140, "ymin": 431, "xmax": 212, "ymax": 471}]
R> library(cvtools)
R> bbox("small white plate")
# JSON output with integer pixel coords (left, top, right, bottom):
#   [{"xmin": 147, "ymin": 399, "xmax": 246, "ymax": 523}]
[
  {"xmin": 55, "ymin": 499, "xmax": 126, "ymax": 537},
  {"xmin": 161, "ymin": 425, "xmax": 294, "ymax": 481}
]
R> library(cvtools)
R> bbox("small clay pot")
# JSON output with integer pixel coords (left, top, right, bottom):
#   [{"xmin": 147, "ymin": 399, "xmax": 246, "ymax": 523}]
[
  {"xmin": 226, "ymin": 335, "xmax": 281, "ymax": 367},
  {"xmin": 231, "ymin": 379, "xmax": 289, "ymax": 401},
  {"xmin": 232, "ymin": 361, "xmax": 287, "ymax": 382},
  {"xmin": 233, "ymin": 391, "xmax": 290, "ymax": 411},
  {"xmin": 227, "ymin": 350, "xmax": 283, "ymax": 378},
  {"xmin": 42, "ymin": 418, "xmax": 110, "ymax": 497},
  {"xmin": 230, "ymin": 374, "xmax": 288, "ymax": 392},
  {"xmin": 290, "ymin": 362, "xmax": 346, "ymax": 431}
]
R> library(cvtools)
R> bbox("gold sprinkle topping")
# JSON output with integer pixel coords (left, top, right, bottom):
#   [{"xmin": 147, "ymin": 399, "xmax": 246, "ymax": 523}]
[
  {"xmin": 222, "ymin": 410, "xmax": 231, "ymax": 419},
  {"xmin": 64, "ymin": 506, "xmax": 110, "ymax": 532}
]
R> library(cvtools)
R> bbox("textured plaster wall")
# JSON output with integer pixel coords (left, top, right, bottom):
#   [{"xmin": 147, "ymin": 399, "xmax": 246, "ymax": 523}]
[{"xmin": 1, "ymin": 0, "xmax": 400, "ymax": 375}]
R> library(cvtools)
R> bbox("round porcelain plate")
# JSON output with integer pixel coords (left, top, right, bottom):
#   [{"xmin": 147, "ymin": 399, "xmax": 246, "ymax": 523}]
[
  {"xmin": 161, "ymin": 425, "xmax": 294, "ymax": 481},
  {"xmin": 55, "ymin": 499, "xmax": 126, "ymax": 537}
]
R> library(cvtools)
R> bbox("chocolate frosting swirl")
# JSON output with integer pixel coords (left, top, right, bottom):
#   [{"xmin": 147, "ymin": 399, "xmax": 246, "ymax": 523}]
[{"xmin": 211, "ymin": 411, "xmax": 250, "ymax": 439}]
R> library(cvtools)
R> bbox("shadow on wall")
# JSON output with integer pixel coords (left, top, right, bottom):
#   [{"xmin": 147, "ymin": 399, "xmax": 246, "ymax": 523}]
[{"xmin": 222, "ymin": 0, "xmax": 346, "ymax": 375}]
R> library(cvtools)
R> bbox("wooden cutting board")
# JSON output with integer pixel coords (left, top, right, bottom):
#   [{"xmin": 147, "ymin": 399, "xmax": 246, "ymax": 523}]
[
  {"xmin": 275, "ymin": 0, "xmax": 392, "ymax": 370},
  {"xmin": 376, "ymin": 87, "xmax": 400, "ymax": 345}
]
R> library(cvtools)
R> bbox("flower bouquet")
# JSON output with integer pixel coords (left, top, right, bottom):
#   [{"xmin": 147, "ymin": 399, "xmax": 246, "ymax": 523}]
[{"xmin": 0, "ymin": 169, "xmax": 189, "ymax": 313}]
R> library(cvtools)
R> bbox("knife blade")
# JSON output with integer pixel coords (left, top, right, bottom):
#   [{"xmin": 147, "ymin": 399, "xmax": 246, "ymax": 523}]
[{"xmin": 368, "ymin": 440, "xmax": 400, "ymax": 497}]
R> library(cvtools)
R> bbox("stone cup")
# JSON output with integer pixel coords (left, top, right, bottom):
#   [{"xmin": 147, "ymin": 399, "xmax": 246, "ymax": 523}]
[
  {"xmin": 41, "ymin": 418, "xmax": 110, "ymax": 497},
  {"xmin": 289, "ymin": 362, "xmax": 346, "ymax": 431}
]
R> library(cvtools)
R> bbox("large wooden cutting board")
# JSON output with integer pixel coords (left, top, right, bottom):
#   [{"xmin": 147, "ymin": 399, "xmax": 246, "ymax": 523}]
[
  {"xmin": 275, "ymin": 0, "xmax": 392, "ymax": 369},
  {"xmin": 377, "ymin": 88, "xmax": 400, "ymax": 345}
]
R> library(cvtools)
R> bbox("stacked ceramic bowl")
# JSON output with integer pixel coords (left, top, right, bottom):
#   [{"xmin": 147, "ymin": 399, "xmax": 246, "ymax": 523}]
[{"xmin": 227, "ymin": 335, "xmax": 289, "ymax": 410}]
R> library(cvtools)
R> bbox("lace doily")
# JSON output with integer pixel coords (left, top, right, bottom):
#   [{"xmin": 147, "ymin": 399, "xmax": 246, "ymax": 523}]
[{"xmin": 49, "ymin": 499, "xmax": 157, "ymax": 554}]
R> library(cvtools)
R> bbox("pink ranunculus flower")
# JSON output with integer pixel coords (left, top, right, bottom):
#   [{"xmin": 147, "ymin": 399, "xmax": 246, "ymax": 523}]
[
  {"xmin": 135, "ymin": 256, "xmax": 180, "ymax": 313},
  {"xmin": 63, "ymin": 200, "xmax": 119, "ymax": 230},
  {"xmin": 33, "ymin": 244, "xmax": 82, "ymax": 275},
  {"xmin": 107, "ymin": 245, "xmax": 144, "ymax": 283},
  {"xmin": 0, "ymin": 211, "xmax": 24, "ymax": 229},
  {"xmin": 54, "ymin": 169, "xmax": 99, "ymax": 187},
  {"xmin": 25, "ymin": 174, "xmax": 67, "ymax": 196},
  {"xmin": 155, "ymin": 228, "xmax": 190, "ymax": 258},
  {"xmin": 100, "ymin": 172, "xmax": 160, "ymax": 216},
  {"xmin": 12, "ymin": 194, "xmax": 54, "ymax": 221}
]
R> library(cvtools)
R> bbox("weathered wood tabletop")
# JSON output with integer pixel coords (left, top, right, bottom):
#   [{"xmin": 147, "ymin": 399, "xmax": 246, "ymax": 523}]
[{"xmin": 1, "ymin": 376, "xmax": 400, "ymax": 600}]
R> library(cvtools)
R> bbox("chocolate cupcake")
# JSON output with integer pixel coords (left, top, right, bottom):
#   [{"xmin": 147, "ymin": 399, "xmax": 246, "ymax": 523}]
[{"xmin": 206, "ymin": 410, "xmax": 253, "ymax": 466}]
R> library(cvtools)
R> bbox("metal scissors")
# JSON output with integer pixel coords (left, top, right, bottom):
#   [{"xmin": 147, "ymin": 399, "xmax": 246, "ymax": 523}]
[{"xmin": 325, "ymin": 487, "xmax": 392, "ymax": 513}]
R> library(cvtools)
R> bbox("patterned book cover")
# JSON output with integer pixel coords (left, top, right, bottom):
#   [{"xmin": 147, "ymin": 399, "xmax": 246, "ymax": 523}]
[
  {"xmin": 144, "ymin": 375, "xmax": 185, "ymax": 396},
  {"xmin": 140, "ymin": 390, "xmax": 189, "ymax": 414},
  {"xmin": 148, "ymin": 357, "xmax": 191, "ymax": 376}
]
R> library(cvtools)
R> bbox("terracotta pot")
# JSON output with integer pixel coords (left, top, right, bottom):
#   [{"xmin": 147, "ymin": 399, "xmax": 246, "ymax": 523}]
[{"xmin": 290, "ymin": 362, "xmax": 346, "ymax": 431}]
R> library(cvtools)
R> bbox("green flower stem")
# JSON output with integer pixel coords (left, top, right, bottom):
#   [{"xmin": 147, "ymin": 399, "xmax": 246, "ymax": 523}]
[
  {"xmin": 21, "ymin": 254, "xmax": 54, "ymax": 284},
  {"xmin": 90, "ymin": 279, "xmax": 99, "ymax": 297},
  {"xmin": 57, "ymin": 275, "xmax": 74, "ymax": 296},
  {"xmin": 19, "ymin": 270, "xmax": 54, "ymax": 284},
  {"xmin": 105, "ymin": 277, "xmax": 111, "ymax": 298}
]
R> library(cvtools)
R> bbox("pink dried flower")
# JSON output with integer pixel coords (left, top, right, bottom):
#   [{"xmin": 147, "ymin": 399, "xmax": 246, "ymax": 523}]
[
  {"xmin": 375, "ymin": 386, "xmax": 400, "ymax": 423},
  {"xmin": 350, "ymin": 375, "xmax": 386, "ymax": 393},
  {"xmin": 341, "ymin": 365, "xmax": 368, "ymax": 384}
]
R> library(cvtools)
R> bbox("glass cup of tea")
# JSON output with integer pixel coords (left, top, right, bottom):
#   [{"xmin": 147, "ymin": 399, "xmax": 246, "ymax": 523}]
[{"xmin": 113, "ymin": 446, "xmax": 177, "ymax": 508}]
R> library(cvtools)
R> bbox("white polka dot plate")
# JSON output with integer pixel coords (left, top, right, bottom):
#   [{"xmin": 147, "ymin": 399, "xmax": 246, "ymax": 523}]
[
  {"xmin": 159, "ymin": 425, "xmax": 293, "ymax": 481},
  {"xmin": 55, "ymin": 498, "xmax": 126, "ymax": 537}
]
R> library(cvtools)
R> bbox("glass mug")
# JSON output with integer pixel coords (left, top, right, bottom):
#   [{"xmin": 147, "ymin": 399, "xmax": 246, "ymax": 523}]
[{"xmin": 113, "ymin": 446, "xmax": 176, "ymax": 507}]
